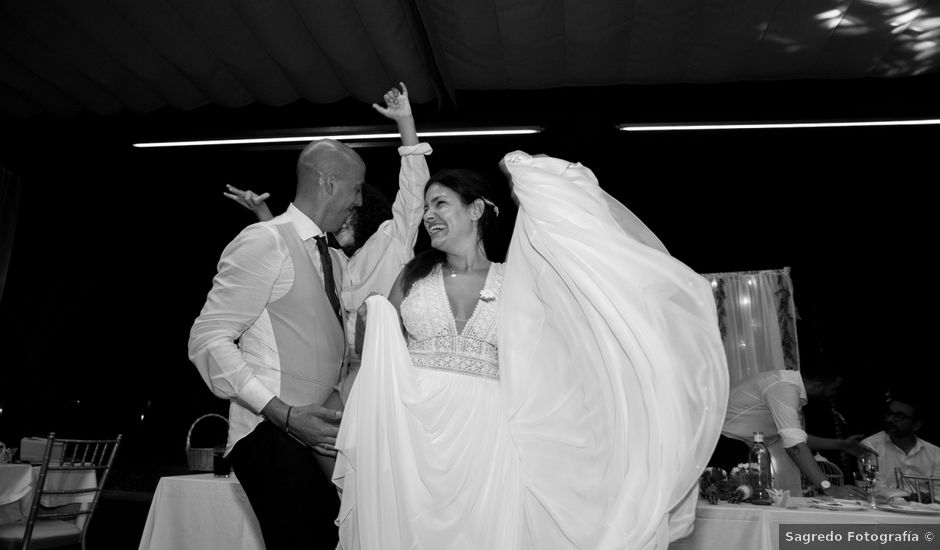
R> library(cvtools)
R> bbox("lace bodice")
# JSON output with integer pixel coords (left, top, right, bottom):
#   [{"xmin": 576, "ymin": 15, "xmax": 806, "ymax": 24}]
[{"xmin": 400, "ymin": 262, "xmax": 502, "ymax": 379}]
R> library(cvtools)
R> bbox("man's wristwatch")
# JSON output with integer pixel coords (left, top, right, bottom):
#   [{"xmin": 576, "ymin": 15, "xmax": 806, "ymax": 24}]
[{"xmin": 819, "ymin": 480, "xmax": 832, "ymax": 493}]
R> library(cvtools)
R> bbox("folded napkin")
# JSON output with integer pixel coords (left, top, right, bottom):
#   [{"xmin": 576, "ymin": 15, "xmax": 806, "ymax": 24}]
[{"xmin": 770, "ymin": 489, "xmax": 795, "ymax": 508}]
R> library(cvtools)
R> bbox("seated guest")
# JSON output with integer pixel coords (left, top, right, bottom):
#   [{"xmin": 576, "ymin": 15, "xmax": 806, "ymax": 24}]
[
  {"xmin": 862, "ymin": 388, "xmax": 940, "ymax": 501},
  {"xmin": 714, "ymin": 368, "xmax": 870, "ymax": 499}
]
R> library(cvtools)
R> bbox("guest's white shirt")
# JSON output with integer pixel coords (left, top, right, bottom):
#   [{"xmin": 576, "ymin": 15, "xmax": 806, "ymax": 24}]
[
  {"xmin": 721, "ymin": 370, "xmax": 809, "ymax": 492},
  {"xmin": 862, "ymin": 430, "xmax": 940, "ymax": 495},
  {"xmin": 723, "ymin": 369, "xmax": 808, "ymax": 448}
]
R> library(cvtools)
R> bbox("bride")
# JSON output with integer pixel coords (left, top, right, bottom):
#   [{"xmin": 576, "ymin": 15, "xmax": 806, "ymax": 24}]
[{"xmin": 333, "ymin": 151, "xmax": 728, "ymax": 549}]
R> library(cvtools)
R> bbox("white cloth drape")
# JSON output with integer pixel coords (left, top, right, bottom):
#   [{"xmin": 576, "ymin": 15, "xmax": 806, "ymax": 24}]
[
  {"xmin": 701, "ymin": 268, "xmax": 799, "ymax": 388},
  {"xmin": 500, "ymin": 152, "xmax": 729, "ymax": 549}
]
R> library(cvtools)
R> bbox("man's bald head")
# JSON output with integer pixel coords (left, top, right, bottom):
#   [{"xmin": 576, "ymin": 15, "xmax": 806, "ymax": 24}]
[
  {"xmin": 294, "ymin": 139, "xmax": 365, "ymax": 233},
  {"xmin": 296, "ymin": 139, "xmax": 365, "ymax": 192}
]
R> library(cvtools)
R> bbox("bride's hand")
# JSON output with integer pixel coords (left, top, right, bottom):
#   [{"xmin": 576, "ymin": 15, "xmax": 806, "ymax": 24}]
[
  {"xmin": 354, "ymin": 292, "xmax": 382, "ymax": 355},
  {"xmin": 356, "ymin": 294, "xmax": 378, "ymax": 322},
  {"xmin": 372, "ymin": 82, "xmax": 412, "ymax": 121}
]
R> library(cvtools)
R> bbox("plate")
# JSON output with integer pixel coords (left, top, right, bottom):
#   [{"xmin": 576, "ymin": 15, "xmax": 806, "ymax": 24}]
[
  {"xmin": 875, "ymin": 504, "xmax": 940, "ymax": 516},
  {"xmin": 812, "ymin": 500, "xmax": 870, "ymax": 512},
  {"xmin": 876, "ymin": 487, "xmax": 912, "ymax": 499}
]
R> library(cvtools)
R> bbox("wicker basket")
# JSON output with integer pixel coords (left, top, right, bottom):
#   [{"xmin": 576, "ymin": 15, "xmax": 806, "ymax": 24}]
[{"xmin": 186, "ymin": 413, "xmax": 229, "ymax": 472}]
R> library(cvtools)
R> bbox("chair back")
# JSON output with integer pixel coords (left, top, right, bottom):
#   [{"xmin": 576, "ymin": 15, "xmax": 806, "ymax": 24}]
[
  {"xmin": 799, "ymin": 454, "xmax": 844, "ymax": 494},
  {"xmin": 895, "ymin": 467, "xmax": 940, "ymax": 503},
  {"xmin": 816, "ymin": 458, "xmax": 844, "ymax": 486},
  {"xmin": 20, "ymin": 432, "xmax": 122, "ymax": 550}
]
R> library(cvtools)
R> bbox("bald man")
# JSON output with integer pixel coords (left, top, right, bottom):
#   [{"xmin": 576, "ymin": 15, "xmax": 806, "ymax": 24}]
[{"xmin": 189, "ymin": 139, "xmax": 364, "ymax": 549}]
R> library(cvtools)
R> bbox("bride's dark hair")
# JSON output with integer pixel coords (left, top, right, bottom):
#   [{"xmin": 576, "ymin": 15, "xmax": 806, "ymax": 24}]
[{"xmin": 401, "ymin": 168, "xmax": 500, "ymax": 295}]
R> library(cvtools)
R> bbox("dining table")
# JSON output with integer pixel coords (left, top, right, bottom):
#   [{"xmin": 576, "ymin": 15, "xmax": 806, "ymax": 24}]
[
  {"xmin": 669, "ymin": 497, "xmax": 940, "ymax": 550},
  {"xmin": 136, "ymin": 474, "xmax": 940, "ymax": 550},
  {"xmin": 0, "ymin": 462, "xmax": 97, "ymax": 527},
  {"xmin": 137, "ymin": 473, "xmax": 265, "ymax": 550}
]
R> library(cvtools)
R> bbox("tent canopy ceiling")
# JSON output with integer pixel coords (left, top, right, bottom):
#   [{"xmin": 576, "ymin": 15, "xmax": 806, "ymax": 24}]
[{"xmin": 1, "ymin": 0, "xmax": 938, "ymax": 122}]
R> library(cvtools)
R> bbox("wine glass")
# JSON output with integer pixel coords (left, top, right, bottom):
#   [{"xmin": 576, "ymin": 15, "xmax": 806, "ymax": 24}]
[{"xmin": 857, "ymin": 452, "xmax": 879, "ymax": 508}]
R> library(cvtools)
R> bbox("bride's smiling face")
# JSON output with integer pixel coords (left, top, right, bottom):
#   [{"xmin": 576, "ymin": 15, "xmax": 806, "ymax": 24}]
[{"xmin": 423, "ymin": 183, "xmax": 478, "ymax": 252}]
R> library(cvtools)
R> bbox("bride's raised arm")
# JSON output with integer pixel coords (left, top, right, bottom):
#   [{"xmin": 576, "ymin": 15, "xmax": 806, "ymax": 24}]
[{"xmin": 372, "ymin": 81, "xmax": 419, "ymax": 146}]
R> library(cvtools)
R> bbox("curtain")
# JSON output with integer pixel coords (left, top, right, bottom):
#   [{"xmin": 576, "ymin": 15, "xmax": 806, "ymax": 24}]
[
  {"xmin": 702, "ymin": 267, "xmax": 799, "ymax": 388},
  {"xmin": 0, "ymin": 166, "xmax": 22, "ymax": 304}
]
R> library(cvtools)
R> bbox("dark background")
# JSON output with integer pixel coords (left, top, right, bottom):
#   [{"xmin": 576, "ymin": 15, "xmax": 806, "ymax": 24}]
[{"xmin": 1, "ymin": 78, "xmax": 937, "ymax": 491}]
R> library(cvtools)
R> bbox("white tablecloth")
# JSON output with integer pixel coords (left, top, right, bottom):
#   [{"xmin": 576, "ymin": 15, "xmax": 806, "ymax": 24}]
[
  {"xmin": 670, "ymin": 499, "xmax": 940, "ymax": 550},
  {"xmin": 137, "ymin": 474, "xmax": 264, "ymax": 550},
  {"xmin": 136, "ymin": 477, "xmax": 940, "ymax": 550},
  {"xmin": 0, "ymin": 463, "xmax": 97, "ymax": 525}
]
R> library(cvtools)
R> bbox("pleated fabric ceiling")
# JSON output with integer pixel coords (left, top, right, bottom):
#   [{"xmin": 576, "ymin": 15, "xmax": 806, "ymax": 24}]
[{"xmin": 1, "ymin": 0, "xmax": 939, "ymax": 119}]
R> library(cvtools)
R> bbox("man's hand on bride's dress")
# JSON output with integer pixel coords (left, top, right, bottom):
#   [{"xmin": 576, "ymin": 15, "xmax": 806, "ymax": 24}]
[
  {"xmin": 224, "ymin": 184, "xmax": 274, "ymax": 221},
  {"xmin": 291, "ymin": 404, "xmax": 342, "ymax": 457}
]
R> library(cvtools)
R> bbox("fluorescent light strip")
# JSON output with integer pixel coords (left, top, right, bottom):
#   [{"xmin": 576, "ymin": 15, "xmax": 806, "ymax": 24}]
[
  {"xmin": 133, "ymin": 127, "xmax": 541, "ymax": 148},
  {"xmin": 618, "ymin": 119, "xmax": 940, "ymax": 131}
]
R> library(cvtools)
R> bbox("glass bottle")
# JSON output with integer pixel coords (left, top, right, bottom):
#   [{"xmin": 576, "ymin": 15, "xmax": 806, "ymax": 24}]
[{"xmin": 748, "ymin": 431, "xmax": 773, "ymax": 505}]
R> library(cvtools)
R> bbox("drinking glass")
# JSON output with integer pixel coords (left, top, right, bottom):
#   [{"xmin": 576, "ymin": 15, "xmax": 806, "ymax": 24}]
[
  {"xmin": 213, "ymin": 447, "xmax": 231, "ymax": 478},
  {"xmin": 857, "ymin": 452, "xmax": 879, "ymax": 508}
]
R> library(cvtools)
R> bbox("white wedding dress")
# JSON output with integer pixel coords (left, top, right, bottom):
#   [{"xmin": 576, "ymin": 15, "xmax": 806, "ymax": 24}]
[{"xmin": 333, "ymin": 152, "xmax": 729, "ymax": 550}]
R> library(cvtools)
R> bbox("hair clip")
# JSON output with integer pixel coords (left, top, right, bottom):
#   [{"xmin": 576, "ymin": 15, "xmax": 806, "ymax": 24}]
[{"xmin": 481, "ymin": 197, "xmax": 500, "ymax": 217}]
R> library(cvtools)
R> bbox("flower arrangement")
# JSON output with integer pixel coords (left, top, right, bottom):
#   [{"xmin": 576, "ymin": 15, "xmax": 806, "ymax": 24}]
[
  {"xmin": 730, "ymin": 462, "xmax": 760, "ymax": 486},
  {"xmin": 0, "ymin": 442, "xmax": 15, "ymax": 464},
  {"xmin": 699, "ymin": 464, "xmax": 755, "ymax": 504},
  {"xmin": 701, "ymin": 466, "xmax": 727, "ymax": 486}
]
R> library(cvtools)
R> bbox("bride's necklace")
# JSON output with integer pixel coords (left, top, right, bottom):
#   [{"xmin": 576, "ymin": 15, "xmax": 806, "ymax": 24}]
[{"xmin": 444, "ymin": 262, "xmax": 474, "ymax": 278}]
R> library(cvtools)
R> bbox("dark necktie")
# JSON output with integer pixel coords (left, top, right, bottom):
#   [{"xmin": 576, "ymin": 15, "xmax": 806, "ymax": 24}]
[{"xmin": 314, "ymin": 235, "xmax": 343, "ymax": 326}]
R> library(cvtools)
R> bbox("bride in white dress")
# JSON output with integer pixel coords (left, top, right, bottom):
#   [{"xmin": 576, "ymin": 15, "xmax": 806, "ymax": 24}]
[{"xmin": 333, "ymin": 152, "xmax": 729, "ymax": 550}]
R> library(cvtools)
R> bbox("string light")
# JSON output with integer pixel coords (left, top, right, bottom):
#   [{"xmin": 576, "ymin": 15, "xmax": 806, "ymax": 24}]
[
  {"xmin": 133, "ymin": 127, "xmax": 542, "ymax": 148},
  {"xmin": 617, "ymin": 118, "xmax": 940, "ymax": 132}
]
